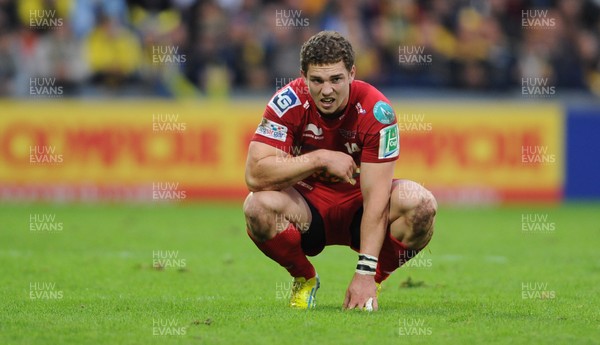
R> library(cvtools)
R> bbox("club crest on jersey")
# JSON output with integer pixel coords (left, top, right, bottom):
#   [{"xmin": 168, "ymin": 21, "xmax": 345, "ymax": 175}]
[
  {"xmin": 255, "ymin": 118, "xmax": 288, "ymax": 142},
  {"xmin": 373, "ymin": 101, "xmax": 396, "ymax": 124},
  {"xmin": 268, "ymin": 86, "xmax": 301, "ymax": 117}
]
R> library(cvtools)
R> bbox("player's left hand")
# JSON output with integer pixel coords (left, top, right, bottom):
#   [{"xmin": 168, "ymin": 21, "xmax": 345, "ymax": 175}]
[{"xmin": 343, "ymin": 273, "xmax": 379, "ymax": 311}]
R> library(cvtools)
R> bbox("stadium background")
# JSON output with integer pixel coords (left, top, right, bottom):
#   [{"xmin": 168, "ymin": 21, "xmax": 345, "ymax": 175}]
[{"xmin": 1, "ymin": 0, "xmax": 599, "ymax": 203}]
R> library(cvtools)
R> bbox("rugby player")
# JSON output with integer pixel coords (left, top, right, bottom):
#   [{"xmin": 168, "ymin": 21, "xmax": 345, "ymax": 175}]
[{"xmin": 243, "ymin": 31, "xmax": 437, "ymax": 311}]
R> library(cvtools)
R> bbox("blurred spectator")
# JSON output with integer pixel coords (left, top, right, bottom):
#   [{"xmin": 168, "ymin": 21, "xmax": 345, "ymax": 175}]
[
  {"xmin": 84, "ymin": 14, "xmax": 142, "ymax": 90},
  {"xmin": 70, "ymin": 0, "xmax": 128, "ymax": 39},
  {"xmin": 0, "ymin": 0, "xmax": 18, "ymax": 30},
  {"xmin": 0, "ymin": 0, "xmax": 17, "ymax": 95},
  {"xmin": 32, "ymin": 22, "xmax": 89, "ymax": 95},
  {"xmin": 11, "ymin": 28, "xmax": 42, "ymax": 97},
  {"xmin": 184, "ymin": 1, "xmax": 232, "ymax": 95},
  {"xmin": 131, "ymin": 0, "xmax": 197, "ymax": 97},
  {"xmin": 0, "ymin": 31, "xmax": 16, "ymax": 95}
]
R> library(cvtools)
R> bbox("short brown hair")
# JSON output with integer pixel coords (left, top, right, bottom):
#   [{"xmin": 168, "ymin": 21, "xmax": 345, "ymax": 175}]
[{"xmin": 300, "ymin": 31, "xmax": 355, "ymax": 73}]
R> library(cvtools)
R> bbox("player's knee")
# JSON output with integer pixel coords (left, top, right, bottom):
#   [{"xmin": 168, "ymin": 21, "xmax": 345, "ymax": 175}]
[
  {"xmin": 244, "ymin": 190, "xmax": 283, "ymax": 215},
  {"xmin": 393, "ymin": 180, "xmax": 435, "ymax": 212},
  {"xmin": 390, "ymin": 182, "xmax": 437, "ymax": 248},
  {"xmin": 243, "ymin": 191, "xmax": 279, "ymax": 241},
  {"xmin": 243, "ymin": 192, "xmax": 267, "ymax": 238}
]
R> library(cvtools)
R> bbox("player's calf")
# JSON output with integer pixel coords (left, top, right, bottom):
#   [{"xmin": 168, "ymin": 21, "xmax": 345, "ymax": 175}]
[
  {"xmin": 244, "ymin": 189, "xmax": 317, "ymax": 283},
  {"xmin": 375, "ymin": 181, "xmax": 437, "ymax": 283}
]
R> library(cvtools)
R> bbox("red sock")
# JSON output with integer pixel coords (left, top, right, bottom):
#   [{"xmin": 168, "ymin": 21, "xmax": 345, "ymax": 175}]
[
  {"xmin": 375, "ymin": 233, "xmax": 420, "ymax": 284},
  {"xmin": 248, "ymin": 223, "xmax": 315, "ymax": 280}
]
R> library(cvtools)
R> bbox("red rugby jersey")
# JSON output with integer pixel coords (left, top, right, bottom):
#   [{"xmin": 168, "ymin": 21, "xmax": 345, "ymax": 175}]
[{"xmin": 251, "ymin": 78, "xmax": 399, "ymax": 192}]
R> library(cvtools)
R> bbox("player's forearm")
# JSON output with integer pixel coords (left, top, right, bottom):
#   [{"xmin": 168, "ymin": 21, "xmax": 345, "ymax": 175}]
[
  {"xmin": 359, "ymin": 207, "xmax": 388, "ymax": 258},
  {"xmin": 358, "ymin": 162, "xmax": 394, "ymax": 259},
  {"xmin": 245, "ymin": 151, "xmax": 323, "ymax": 192}
]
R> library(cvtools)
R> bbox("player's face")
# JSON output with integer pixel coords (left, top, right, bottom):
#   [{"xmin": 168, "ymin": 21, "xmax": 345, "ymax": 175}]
[{"xmin": 302, "ymin": 61, "xmax": 355, "ymax": 116}]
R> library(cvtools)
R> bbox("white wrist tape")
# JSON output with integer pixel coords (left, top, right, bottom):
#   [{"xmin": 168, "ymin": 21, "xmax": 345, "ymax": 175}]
[{"xmin": 356, "ymin": 254, "xmax": 378, "ymax": 276}]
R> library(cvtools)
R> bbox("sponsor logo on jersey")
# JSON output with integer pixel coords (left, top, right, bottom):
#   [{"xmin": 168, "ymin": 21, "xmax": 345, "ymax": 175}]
[
  {"xmin": 268, "ymin": 86, "xmax": 301, "ymax": 118},
  {"xmin": 255, "ymin": 118, "xmax": 288, "ymax": 142},
  {"xmin": 303, "ymin": 123, "xmax": 323, "ymax": 139},
  {"xmin": 379, "ymin": 124, "xmax": 399, "ymax": 159},
  {"xmin": 373, "ymin": 101, "xmax": 396, "ymax": 124}
]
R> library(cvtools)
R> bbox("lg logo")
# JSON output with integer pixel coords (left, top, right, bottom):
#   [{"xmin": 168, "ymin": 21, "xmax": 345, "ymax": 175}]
[
  {"xmin": 276, "ymin": 93, "xmax": 294, "ymax": 110},
  {"xmin": 269, "ymin": 87, "xmax": 300, "ymax": 117}
]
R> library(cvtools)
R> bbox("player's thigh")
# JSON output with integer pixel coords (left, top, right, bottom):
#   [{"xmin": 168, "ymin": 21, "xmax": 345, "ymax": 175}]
[{"xmin": 243, "ymin": 187, "xmax": 312, "ymax": 226}]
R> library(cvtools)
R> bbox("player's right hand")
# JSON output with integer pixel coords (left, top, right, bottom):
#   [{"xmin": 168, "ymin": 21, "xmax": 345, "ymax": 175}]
[
  {"xmin": 343, "ymin": 273, "xmax": 379, "ymax": 311},
  {"xmin": 316, "ymin": 149, "xmax": 358, "ymax": 185}
]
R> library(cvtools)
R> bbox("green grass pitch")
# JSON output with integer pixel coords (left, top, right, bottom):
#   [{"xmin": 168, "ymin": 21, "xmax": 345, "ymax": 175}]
[{"xmin": 0, "ymin": 202, "xmax": 598, "ymax": 344}]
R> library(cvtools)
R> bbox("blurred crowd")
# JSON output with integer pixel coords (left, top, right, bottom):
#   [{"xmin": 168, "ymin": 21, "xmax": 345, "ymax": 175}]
[{"xmin": 0, "ymin": 0, "xmax": 599, "ymax": 98}]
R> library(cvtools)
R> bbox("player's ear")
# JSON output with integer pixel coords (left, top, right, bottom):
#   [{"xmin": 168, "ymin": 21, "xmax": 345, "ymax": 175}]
[
  {"xmin": 348, "ymin": 65, "xmax": 356, "ymax": 83},
  {"xmin": 301, "ymin": 69, "xmax": 307, "ymax": 81}
]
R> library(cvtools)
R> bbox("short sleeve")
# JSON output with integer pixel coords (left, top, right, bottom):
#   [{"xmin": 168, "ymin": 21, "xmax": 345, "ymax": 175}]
[
  {"xmin": 250, "ymin": 85, "xmax": 303, "ymax": 153},
  {"xmin": 360, "ymin": 100, "xmax": 400, "ymax": 163}
]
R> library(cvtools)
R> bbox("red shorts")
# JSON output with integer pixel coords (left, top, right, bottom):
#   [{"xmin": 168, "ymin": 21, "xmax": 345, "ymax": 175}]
[{"xmin": 294, "ymin": 182, "xmax": 371, "ymax": 256}]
